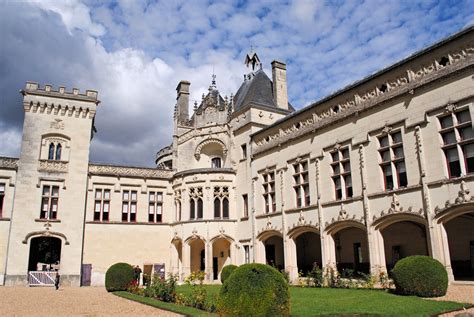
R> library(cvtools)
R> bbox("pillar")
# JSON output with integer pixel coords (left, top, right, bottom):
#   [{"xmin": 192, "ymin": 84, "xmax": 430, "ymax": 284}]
[{"xmin": 284, "ymin": 238, "xmax": 298, "ymax": 282}]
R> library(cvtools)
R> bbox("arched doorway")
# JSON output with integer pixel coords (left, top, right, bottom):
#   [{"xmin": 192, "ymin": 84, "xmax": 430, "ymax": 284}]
[
  {"xmin": 263, "ymin": 235, "xmax": 284, "ymax": 270},
  {"xmin": 333, "ymin": 227, "xmax": 369, "ymax": 274},
  {"xmin": 28, "ymin": 236, "xmax": 62, "ymax": 271},
  {"xmin": 381, "ymin": 220, "xmax": 428, "ymax": 270},
  {"xmin": 295, "ymin": 232, "xmax": 322, "ymax": 276},
  {"xmin": 189, "ymin": 239, "xmax": 205, "ymax": 273},
  {"xmin": 444, "ymin": 212, "xmax": 474, "ymax": 280},
  {"xmin": 211, "ymin": 237, "xmax": 231, "ymax": 280}
]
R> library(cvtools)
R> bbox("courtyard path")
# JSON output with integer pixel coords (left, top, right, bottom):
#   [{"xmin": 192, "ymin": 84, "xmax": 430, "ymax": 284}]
[
  {"xmin": 431, "ymin": 284, "xmax": 474, "ymax": 317},
  {"xmin": 0, "ymin": 286, "xmax": 182, "ymax": 317}
]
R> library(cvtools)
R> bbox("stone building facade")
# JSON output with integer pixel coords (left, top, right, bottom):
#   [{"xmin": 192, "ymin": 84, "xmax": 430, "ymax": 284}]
[{"xmin": 0, "ymin": 27, "xmax": 473, "ymax": 286}]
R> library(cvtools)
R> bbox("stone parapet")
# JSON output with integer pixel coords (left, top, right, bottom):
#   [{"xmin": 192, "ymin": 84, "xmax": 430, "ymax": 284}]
[
  {"xmin": 88, "ymin": 163, "xmax": 173, "ymax": 179},
  {"xmin": 38, "ymin": 160, "xmax": 68, "ymax": 173},
  {"xmin": 0, "ymin": 157, "xmax": 18, "ymax": 170}
]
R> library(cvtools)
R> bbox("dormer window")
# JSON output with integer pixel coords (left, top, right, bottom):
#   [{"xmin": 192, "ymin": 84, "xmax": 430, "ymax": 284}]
[{"xmin": 211, "ymin": 157, "xmax": 222, "ymax": 168}]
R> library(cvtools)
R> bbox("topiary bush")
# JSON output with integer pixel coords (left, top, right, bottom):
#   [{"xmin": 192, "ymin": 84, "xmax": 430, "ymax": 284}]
[
  {"xmin": 220, "ymin": 264, "xmax": 238, "ymax": 284},
  {"xmin": 105, "ymin": 262, "xmax": 135, "ymax": 292},
  {"xmin": 392, "ymin": 255, "xmax": 448, "ymax": 297},
  {"xmin": 218, "ymin": 263, "xmax": 290, "ymax": 316}
]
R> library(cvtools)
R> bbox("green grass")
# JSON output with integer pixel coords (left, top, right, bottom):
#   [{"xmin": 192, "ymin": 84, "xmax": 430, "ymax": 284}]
[
  {"xmin": 113, "ymin": 291, "xmax": 216, "ymax": 316},
  {"xmin": 118, "ymin": 286, "xmax": 470, "ymax": 317}
]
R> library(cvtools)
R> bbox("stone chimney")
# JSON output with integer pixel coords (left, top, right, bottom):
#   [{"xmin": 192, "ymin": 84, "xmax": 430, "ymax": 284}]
[
  {"xmin": 271, "ymin": 60, "xmax": 288, "ymax": 110},
  {"xmin": 176, "ymin": 80, "xmax": 190, "ymax": 124}
]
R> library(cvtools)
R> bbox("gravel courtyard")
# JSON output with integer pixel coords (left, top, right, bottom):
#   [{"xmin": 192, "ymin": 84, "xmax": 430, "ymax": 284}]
[{"xmin": 0, "ymin": 286, "xmax": 181, "ymax": 317}]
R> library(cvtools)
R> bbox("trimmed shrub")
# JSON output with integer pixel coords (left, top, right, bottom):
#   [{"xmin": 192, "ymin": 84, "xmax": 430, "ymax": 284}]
[
  {"xmin": 219, "ymin": 263, "xmax": 290, "ymax": 316},
  {"xmin": 220, "ymin": 265, "xmax": 238, "ymax": 284},
  {"xmin": 392, "ymin": 255, "xmax": 448, "ymax": 297},
  {"xmin": 105, "ymin": 262, "xmax": 135, "ymax": 292}
]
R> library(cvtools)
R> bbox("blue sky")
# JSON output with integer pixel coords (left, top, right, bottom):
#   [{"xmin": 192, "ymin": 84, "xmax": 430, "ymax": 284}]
[{"xmin": 0, "ymin": 0, "xmax": 473, "ymax": 166}]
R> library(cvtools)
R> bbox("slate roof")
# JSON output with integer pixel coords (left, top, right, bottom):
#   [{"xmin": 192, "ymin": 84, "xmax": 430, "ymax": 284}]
[{"xmin": 233, "ymin": 70, "xmax": 294, "ymax": 112}]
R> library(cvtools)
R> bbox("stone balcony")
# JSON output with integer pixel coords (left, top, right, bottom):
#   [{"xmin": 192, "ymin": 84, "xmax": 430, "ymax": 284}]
[{"xmin": 38, "ymin": 159, "xmax": 68, "ymax": 173}]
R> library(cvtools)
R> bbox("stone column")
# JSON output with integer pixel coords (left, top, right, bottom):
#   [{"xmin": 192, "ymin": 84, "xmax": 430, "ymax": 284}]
[
  {"xmin": 367, "ymin": 227, "xmax": 387, "ymax": 276},
  {"xmin": 205, "ymin": 241, "xmax": 212, "ymax": 282},
  {"xmin": 182, "ymin": 243, "xmax": 191, "ymax": 281},
  {"xmin": 284, "ymin": 238, "xmax": 298, "ymax": 281}
]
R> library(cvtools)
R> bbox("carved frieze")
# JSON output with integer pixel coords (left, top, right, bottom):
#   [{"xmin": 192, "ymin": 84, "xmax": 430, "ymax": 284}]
[
  {"xmin": 88, "ymin": 164, "xmax": 173, "ymax": 179},
  {"xmin": 38, "ymin": 160, "xmax": 68, "ymax": 173},
  {"xmin": 0, "ymin": 157, "xmax": 18, "ymax": 170},
  {"xmin": 373, "ymin": 193, "xmax": 424, "ymax": 222},
  {"xmin": 434, "ymin": 181, "xmax": 474, "ymax": 216}
]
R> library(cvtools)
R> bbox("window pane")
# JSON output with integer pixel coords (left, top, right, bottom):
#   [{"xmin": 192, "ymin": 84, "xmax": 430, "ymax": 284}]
[
  {"xmin": 157, "ymin": 204, "xmax": 162, "ymax": 215},
  {"xmin": 52, "ymin": 186, "xmax": 59, "ymax": 197},
  {"xmin": 331, "ymin": 152, "xmax": 339, "ymax": 162},
  {"xmin": 42, "ymin": 198, "xmax": 49, "ymax": 211},
  {"xmin": 333, "ymin": 164, "xmax": 340, "ymax": 175},
  {"xmin": 157, "ymin": 192, "xmax": 163, "ymax": 201},
  {"xmin": 342, "ymin": 148, "xmax": 349, "ymax": 159},
  {"xmin": 381, "ymin": 150, "xmax": 390, "ymax": 162},
  {"xmin": 302, "ymin": 172, "xmax": 309, "ymax": 183},
  {"xmin": 131, "ymin": 191, "xmax": 137, "ymax": 201},
  {"xmin": 94, "ymin": 211, "xmax": 100, "ymax": 221},
  {"xmin": 51, "ymin": 198, "xmax": 58, "ymax": 212},
  {"xmin": 103, "ymin": 212, "xmax": 109, "ymax": 221},
  {"xmin": 294, "ymin": 164, "xmax": 300, "ymax": 173},
  {"xmin": 197, "ymin": 199, "xmax": 203, "ymax": 218},
  {"xmin": 302, "ymin": 161, "xmax": 308, "ymax": 171},
  {"xmin": 104, "ymin": 190, "xmax": 110, "ymax": 200},
  {"xmin": 130, "ymin": 202, "xmax": 136, "ymax": 213},
  {"xmin": 214, "ymin": 198, "xmax": 221, "ymax": 218},
  {"xmin": 55, "ymin": 143, "xmax": 62, "ymax": 160},
  {"xmin": 149, "ymin": 204, "xmax": 155, "ymax": 214},
  {"xmin": 393, "ymin": 146, "xmax": 404, "ymax": 159},
  {"xmin": 460, "ymin": 127, "xmax": 474, "ymax": 141},
  {"xmin": 0, "ymin": 184, "xmax": 5, "ymax": 192},
  {"xmin": 149, "ymin": 192, "xmax": 155, "ymax": 202},
  {"xmin": 463, "ymin": 144, "xmax": 474, "ymax": 173},
  {"xmin": 95, "ymin": 190, "xmax": 102, "ymax": 199},
  {"xmin": 396, "ymin": 162, "xmax": 407, "ymax": 187},
  {"xmin": 442, "ymin": 131, "xmax": 456, "ymax": 145},
  {"xmin": 43, "ymin": 186, "xmax": 50, "ymax": 196},
  {"xmin": 48, "ymin": 143, "xmax": 55, "ymax": 160},
  {"xmin": 122, "ymin": 202, "xmax": 128, "ymax": 213},
  {"xmin": 446, "ymin": 148, "xmax": 461, "ymax": 178},
  {"xmin": 103, "ymin": 202, "xmax": 109, "ymax": 212},
  {"xmin": 343, "ymin": 162, "xmax": 351, "ymax": 173},
  {"xmin": 379, "ymin": 136, "xmax": 389, "ymax": 147},
  {"xmin": 446, "ymin": 148, "xmax": 460, "ymax": 162},
  {"xmin": 392, "ymin": 132, "xmax": 402, "ymax": 144},
  {"xmin": 456, "ymin": 110, "xmax": 471, "ymax": 124},
  {"xmin": 94, "ymin": 202, "xmax": 101, "ymax": 212},
  {"xmin": 223, "ymin": 198, "xmax": 229, "ymax": 219},
  {"xmin": 148, "ymin": 213, "xmax": 154, "ymax": 222},
  {"xmin": 190, "ymin": 200, "xmax": 195, "ymax": 219},
  {"xmin": 383, "ymin": 165, "xmax": 394, "ymax": 190},
  {"xmin": 440, "ymin": 115, "xmax": 453, "ymax": 128},
  {"xmin": 123, "ymin": 191, "xmax": 129, "ymax": 200}
]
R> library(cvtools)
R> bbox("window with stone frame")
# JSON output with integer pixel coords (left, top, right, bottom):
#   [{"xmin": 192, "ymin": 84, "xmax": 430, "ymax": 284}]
[
  {"xmin": 244, "ymin": 245, "xmax": 250, "ymax": 264},
  {"xmin": 93, "ymin": 188, "xmax": 110, "ymax": 221},
  {"xmin": 378, "ymin": 130, "xmax": 407, "ymax": 190},
  {"xmin": 293, "ymin": 160, "xmax": 310, "ymax": 207},
  {"xmin": 148, "ymin": 191, "xmax": 163, "ymax": 223},
  {"xmin": 213, "ymin": 186, "xmax": 229, "ymax": 219},
  {"xmin": 0, "ymin": 183, "xmax": 5, "ymax": 218},
  {"xmin": 262, "ymin": 170, "xmax": 276, "ymax": 213},
  {"xmin": 211, "ymin": 157, "xmax": 222, "ymax": 168},
  {"xmin": 331, "ymin": 147, "xmax": 353, "ymax": 200},
  {"xmin": 189, "ymin": 187, "xmax": 203, "ymax": 220},
  {"xmin": 242, "ymin": 194, "xmax": 248, "ymax": 218},
  {"xmin": 40, "ymin": 185, "xmax": 59, "ymax": 219},
  {"xmin": 438, "ymin": 108, "xmax": 474, "ymax": 178},
  {"xmin": 122, "ymin": 190, "xmax": 137, "ymax": 222},
  {"xmin": 175, "ymin": 190, "xmax": 182, "ymax": 222}
]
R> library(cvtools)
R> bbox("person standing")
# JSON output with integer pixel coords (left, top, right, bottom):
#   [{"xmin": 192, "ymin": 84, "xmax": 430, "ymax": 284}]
[{"xmin": 55, "ymin": 270, "xmax": 60, "ymax": 290}]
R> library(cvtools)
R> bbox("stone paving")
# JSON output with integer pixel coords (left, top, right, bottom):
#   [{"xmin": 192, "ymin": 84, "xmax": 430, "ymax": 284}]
[
  {"xmin": 0, "ymin": 286, "xmax": 181, "ymax": 316},
  {"xmin": 430, "ymin": 284, "xmax": 474, "ymax": 317}
]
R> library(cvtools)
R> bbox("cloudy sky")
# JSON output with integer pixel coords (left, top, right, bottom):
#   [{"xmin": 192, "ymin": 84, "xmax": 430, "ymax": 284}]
[{"xmin": 0, "ymin": 0, "xmax": 473, "ymax": 167}]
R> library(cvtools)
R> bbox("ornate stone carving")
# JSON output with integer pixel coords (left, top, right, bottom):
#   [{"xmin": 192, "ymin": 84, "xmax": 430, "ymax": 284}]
[
  {"xmin": 325, "ymin": 204, "xmax": 364, "ymax": 227},
  {"xmin": 373, "ymin": 193, "xmax": 424, "ymax": 221},
  {"xmin": 50, "ymin": 119, "xmax": 65, "ymax": 130},
  {"xmin": 88, "ymin": 164, "xmax": 173, "ymax": 179},
  {"xmin": 38, "ymin": 160, "xmax": 68, "ymax": 173},
  {"xmin": 434, "ymin": 181, "xmax": 474, "ymax": 215},
  {"xmin": 445, "ymin": 103, "xmax": 457, "ymax": 114},
  {"xmin": 0, "ymin": 157, "xmax": 18, "ymax": 170},
  {"xmin": 381, "ymin": 124, "xmax": 392, "ymax": 136}
]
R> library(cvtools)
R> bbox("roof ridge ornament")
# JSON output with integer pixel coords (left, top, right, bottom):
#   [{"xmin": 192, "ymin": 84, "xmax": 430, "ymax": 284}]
[{"xmin": 245, "ymin": 50, "xmax": 261, "ymax": 71}]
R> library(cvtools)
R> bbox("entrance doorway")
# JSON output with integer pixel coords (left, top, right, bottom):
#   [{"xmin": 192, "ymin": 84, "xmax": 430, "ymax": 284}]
[{"xmin": 28, "ymin": 236, "xmax": 62, "ymax": 271}]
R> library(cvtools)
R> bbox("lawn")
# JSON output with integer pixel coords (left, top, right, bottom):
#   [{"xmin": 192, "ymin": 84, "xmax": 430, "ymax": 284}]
[{"xmin": 175, "ymin": 285, "xmax": 469, "ymax": 317}]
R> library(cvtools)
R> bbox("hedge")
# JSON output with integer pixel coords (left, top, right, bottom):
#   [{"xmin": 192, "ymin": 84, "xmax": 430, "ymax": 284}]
[
  {"xmin": 392, "ymin": 255, "xmax": 448, "ymax": 297},
  {"xmin": 105, "ymin": 262, "xmax": 135, "ymax": 292},
  {"xmin": 219, "ymin": 263, "xmax": 290, "ymax": 316},
  {"xmin": 220, "ymin": 265, "xmax": 238, "ymax": 284}
]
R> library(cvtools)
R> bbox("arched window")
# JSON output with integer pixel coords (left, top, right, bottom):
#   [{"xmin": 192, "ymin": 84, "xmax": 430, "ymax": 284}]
[
  {"xmin": 55, "ymin": 143, "xmax": 62, "ymax": 160},
  {"xmin": 190, "ymin": 200, "xmax": 195, "ymax": 220},
  {"xmin": 197, "ymin": 198, "xmax": 203, "ymax": 219},
  {"xmin": 211, "ymin": 157, "xmax": 222, "ymax": 168},
  {"xmin": 48, "ymin": 143, "xmax": 55, "ymax": 160},
  {"xmin": 214, "ymin": 198, "xmax": 221, "ymax": 219},
  {"xmin": 223, "ymin": 198, "xmax": 229, "ymax": 219}
]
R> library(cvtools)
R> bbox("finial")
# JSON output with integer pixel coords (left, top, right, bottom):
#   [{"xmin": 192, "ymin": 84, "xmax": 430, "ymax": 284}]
[
  {"xmin": 245, "ymin": 49, "xmax": 261, "ymax": 71},
  {"xmin": 194, "ymin": 100, "xmax": 198, "ymax": 111},
  {"xmin": 211, "ymin": 73, "xmax": 216, "ymax": 89}
]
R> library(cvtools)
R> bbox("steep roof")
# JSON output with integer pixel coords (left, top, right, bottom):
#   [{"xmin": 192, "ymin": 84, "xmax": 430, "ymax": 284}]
[{"xmin": 233, "ymin": 70, "xmax": 294, "ymax": 112}]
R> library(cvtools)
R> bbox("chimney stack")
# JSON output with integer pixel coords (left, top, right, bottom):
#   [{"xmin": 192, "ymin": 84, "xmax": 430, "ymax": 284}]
[
  {"xmin": 176, "ymin": 80, "xmax": 190, "ymax": 124},
  {"xmin": 271, "ymin": 60, "xmax": 288, "ymax": 110}
]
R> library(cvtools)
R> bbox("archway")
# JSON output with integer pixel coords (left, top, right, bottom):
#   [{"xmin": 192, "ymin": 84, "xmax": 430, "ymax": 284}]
[
  {"xmin": 381, "ymin": 221, "xmax": 428, "ymax": 270},
  {"xmin": 333, "ymin": 227, "xmax": 369, "ymax": 274},
  {"xmin": 189, "ymin": 239, "xmax": 205, "ymax": 273},
  {"xmin": 263, "ymin": 235, "xmax": 284, "ymax": 270},
  {"xmin": 211, "ymin": 238, "xmax": 231, "ymax": 280},
  {"xmin": 28, "ymin": 236, "xmax": 62, "ymax": 271},
  {"xmin": 295, "ymin": 232, "xmax": 322, "ymax": 276},
  {"xmin": 444, "ymin": 212, "xmax": 474, "ymax": 280}
]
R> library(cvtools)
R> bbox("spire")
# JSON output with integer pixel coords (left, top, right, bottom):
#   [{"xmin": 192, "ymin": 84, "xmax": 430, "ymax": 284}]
[{"xmin": 245, "ymin": 49, "xmax": 261, "ymax": 71}]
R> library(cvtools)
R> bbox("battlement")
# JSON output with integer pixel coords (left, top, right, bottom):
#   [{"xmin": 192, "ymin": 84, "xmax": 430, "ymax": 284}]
[{"xmin": 22, "ymin": 82, "xmax": 99, "ymax": 103}]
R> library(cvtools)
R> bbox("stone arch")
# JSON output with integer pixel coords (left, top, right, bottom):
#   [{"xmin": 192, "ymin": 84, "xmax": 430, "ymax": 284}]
[
  {"xmin": 22, "ymin": 230, "xmax": 70, "ymax": 245},
  {"xmin": 372, "ymin": 212, "xmax": 427, "ymax": 231},
  {"xmin": 434, "ymin": 202, "xmax": 474, "ymax": 224},
  {"xmin": 184, "ymin": 235, "xmax": 206, "ymax": 245},
  {"xmin": 325, "ymin": 220, "xmax": 366, "ymax": 235},
  {"xmin": 256, "ymin": 229, "xmax": 283, "ymax": 241},
  {"xmin": 194, "ymin": 138, "xmax": 227, "ymax": 161},
  {"xmin": 209, "ymin": 234, "xmax": 234, "ymax": 244},
  {"xmin": 287, "ymin": 225, "xmax": 320, "ymax": 239}
]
